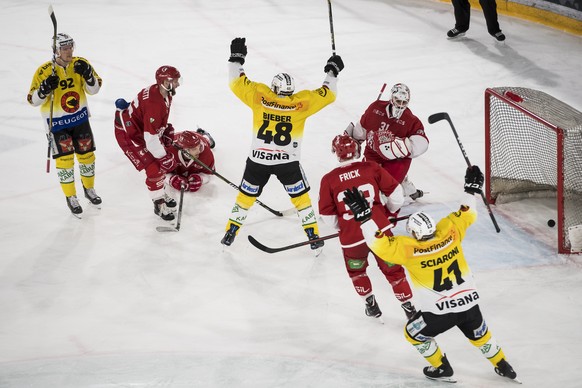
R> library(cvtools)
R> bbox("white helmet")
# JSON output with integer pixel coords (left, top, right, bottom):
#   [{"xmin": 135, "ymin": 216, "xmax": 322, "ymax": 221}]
[
  {"xmin": 54, "ymin": 33, "xmax": 75, "ymax": 55},
  {"xmin": 389, "ymin": 83, "xmax": 410, "ymax": 119},
  {"xmin": 406, "ymin": 211, "xmax": 436, "ymax": 241},
  {"xmin": 271, "ymin": 73, "xmax": 295, "ymax": 96}
]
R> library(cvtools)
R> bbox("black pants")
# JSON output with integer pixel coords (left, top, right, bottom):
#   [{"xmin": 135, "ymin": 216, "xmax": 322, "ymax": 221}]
[{"xmin": 452, "ymin": 0, "xmax": 501, "ymax": 35}]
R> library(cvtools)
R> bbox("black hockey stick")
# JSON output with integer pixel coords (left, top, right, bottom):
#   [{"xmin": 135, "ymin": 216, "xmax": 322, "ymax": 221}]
[
  {"xmin": 156, "ymin": 184, "xmax": 185, "ymax": 232},
  {"xmin": 248, "ymin": 215, "xmax": 411, "ymax": 254},
  {"xmin": 46, "ymin": 5, "xmax": 57, "ymax": 173},
  {"xmin": 427, "ymin": 112, "xmax": 501, "ymax": 233},
  {"xmin": 172, "ymin": 143, "xmax": 293, "ymax": 217},
  {"xmin": 327, "ymin": 0, "xmax": 336, "ymax": 54}
]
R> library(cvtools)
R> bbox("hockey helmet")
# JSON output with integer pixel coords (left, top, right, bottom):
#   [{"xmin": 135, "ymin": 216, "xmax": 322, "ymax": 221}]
[
  {"xmin": 155, "ymin": 66, "xmax": 182, "ymax": 94},
  {"xmin": 332, "ymin": 134, "xmax": 360, "ymax": 162},
  {"xmin": 175, "ymin": 131, "xmax": 203, "ymax": 156},
  {"xmin": 54, "ymin": 33, "xmax": 75, "ymax": 55},
  {"xmin": 271, "ymin": 73, "xmax": 295, "ymax": 96},
  {"xmin": 406, "ymin": 211, "xmax": 436, "ymax": 241},
  {"xmin": 389, "ymin": 83, "xmax": 410, "ymax": 119}
]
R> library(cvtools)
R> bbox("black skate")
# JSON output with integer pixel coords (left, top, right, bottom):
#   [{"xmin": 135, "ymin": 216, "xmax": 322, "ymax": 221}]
[
  {"xmin": 409, "ymin": 189, "xmax": 424, "ymax": 200},
  {"xmin": 492, "ymin": 31, "xmax": 506, "ymax": 42},
  {"xmin": 164, "ymin": 194, "xmax": 177, "ymax": 209},
  {"xmin": 447, "ymin": 28, "xmax": 466, "ymax": 39},
  {"xmin": 423, "ymin": 355, "xmax": 456, "ymax": 383},
  {"xmin": 495, "ymin": 359, "xmax": 521, "ymax": 383},
  {"xmin": 305, "ymin": 227, "xmax": 324, "ymax": 250},
  {"xmin": 83, "ymin": 187, "xmax": 102, "ymax": 206},
  {"xmin": 197, "ymin": 128, "xmax": 216, "ymax": 149},
  {"xmin": 365, "ymin": 295, "xmax": 382, "ymax": 318},
  {"xmin": 154, "ymin": 198, "xmax": 175, "ymax": 221},
  {"xmin": 66, "ymin": 195, "xmax": 83, "ymax": 218},
  {"xmin": 401, "ymin": 301, "xmax": 417, "ymax": 320},
  {"xmin": 221, "ymin": 224, "xmax": 240, "ymax": 246}
]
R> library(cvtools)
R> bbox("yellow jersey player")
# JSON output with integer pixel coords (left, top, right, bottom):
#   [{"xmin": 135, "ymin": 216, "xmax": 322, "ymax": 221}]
[
  {"xmin": 221, "ymin": 37, "xmax": 344, "ymax": 252},
  {"xmin": 343, "ymin": 166, "xmax": 519, "ymax": 384},
  {"xmin": 27, "ymin": 33, "xmax": 102, "ymax": 218}
]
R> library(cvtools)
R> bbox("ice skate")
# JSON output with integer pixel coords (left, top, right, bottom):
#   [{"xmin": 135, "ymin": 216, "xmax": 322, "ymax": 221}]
[
  {"xmin": 153, "ymin": 198, "xmax": 175, "ymax": 221},
  {"xmin": 401, "ymin": 301, "xmax": 417, "ymax": 320},
  {"xmin": 492, "ymin": 31, "xmax": 506, "ymax": 42},
  {"xmin": 83, "ymin": 187, "xmax": 102, "ymax": 208},
  {"xmin": 164, "ymin": 194, "xmax": 177, "ymax": 209},
  {"xmin": 221, "ymin": 223, "xmax": 240, "ymax": 246},
  {"xmin": 365, "ymin": 294, "xmax": 382, "ymax": 318},
  {"xmin": 423, "ymin": 355, "xmax": 456, "ymax": 383},
  {"xmin": 495, "ymin": 359, "xmax": 521, "ymax": 383},
  {"xmin": 447, "ymin": 28, "xmax": 466, "ymax": 39},
  {"xmin": 409, "ymin": 189, "xmax": 424, "ymax": 200},
  {"xmin": 305, "ymin": 227, "xmax": 324, "ymax": 256},
  {"xmin": 66, "ymin": 195, "xmax": 83, "ymax": 218}
]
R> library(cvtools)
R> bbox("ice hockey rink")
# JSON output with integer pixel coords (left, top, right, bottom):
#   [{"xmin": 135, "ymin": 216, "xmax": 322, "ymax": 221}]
[{"xmin": 1, "ymin": 0, "xmax": 582, "ymax": 386}]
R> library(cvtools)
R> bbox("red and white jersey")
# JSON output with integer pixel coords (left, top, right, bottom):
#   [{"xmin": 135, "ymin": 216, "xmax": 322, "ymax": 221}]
[
  {"xmin": 123, "ymin": 84, "xmax": 173, "ymax": 158},
  {"xmin": 360, "ymin": 100, "xmax": 428, "ymax": 163},
  {"xmin": 165, "ymin": 133, "xmax": 215, "ymax": 178},
  {"xmin": 318, "ymin": 160, "xmax": 403, "ymax": 247}
]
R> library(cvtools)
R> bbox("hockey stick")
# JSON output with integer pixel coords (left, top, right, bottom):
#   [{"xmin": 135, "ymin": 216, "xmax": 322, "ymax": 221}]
[
  {"xmin": 377, "ymin": 83, "xmax": 387, "ymax": 100},
  {"xmin": 427, "ymin": 112, "xmax": 501, "ymax": 233},
  {"xmin": 46, "ymin": 5, "xmax": 57, "ymax": 173},
  {"xmin": 248, "ymin": 215, "xmax": 411, "ymax": 254},
  {"xmin": 172, "ymin": 143, "xmax": 293, "ymax": 217},
  {"xmin": 156, "ymin": 184, "xmax": 185, "ymax": 232},
  {"xmin": 327, "ymin": 0, "xmax": 336, "ymax": 55}
]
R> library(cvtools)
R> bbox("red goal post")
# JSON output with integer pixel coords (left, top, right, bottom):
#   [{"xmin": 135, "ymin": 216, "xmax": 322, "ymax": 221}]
[{"xmin": 485, "ymin": 87, "xmax": 582, "ymax": 254}]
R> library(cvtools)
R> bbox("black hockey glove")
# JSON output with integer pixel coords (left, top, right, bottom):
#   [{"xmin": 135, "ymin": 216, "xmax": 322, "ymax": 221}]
[
  {"xmin": 229, "ymin": 37, "xmax": 247, "ymax": 65},
  {"xmin": 343, "ymin": 187, "xmax": 372, "ymax": 223},
  {"xmin": 38, "ymin": 74, "xmax": 60, "ymax": 98},
  {"xmin": 74, "ymin": 59, "xmax": 94, "ymax": 83},
  {"xmin": 464, "ymin": 165, "xmax": 484, "ymax": 195},
  {"xmin": 324, "ymin": 55, "xmax": 344, "ymax": 77}
]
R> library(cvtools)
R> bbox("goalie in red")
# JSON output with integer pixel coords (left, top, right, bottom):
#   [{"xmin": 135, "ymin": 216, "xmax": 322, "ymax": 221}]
[
  {"xmin": 345, "ymin": 83, "xmax": 428, "ymax": 201},
  {"xmin": 318, "ymin": 135, "xmax": 417, "ymax": 320},
  {"xmin": 164, "ymin": 130, "xmax": 215, "ymax": 193}
]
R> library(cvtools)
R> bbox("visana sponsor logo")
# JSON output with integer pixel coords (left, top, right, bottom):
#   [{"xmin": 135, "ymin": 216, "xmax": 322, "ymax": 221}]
[
  {"xmin": 414, "ymin": 235, "xmax": 454, "ymax": 255},
  {"xmin": 435, "ymin": 290, "xmax": 479, "ymax": 311},
  {"xmin": 252, "ymin": 150, "xmax": 290, "ymax": 160},
  {"xmin": 260, "ymin": 96, "xmax": 296, "ymax": 111},
  {"xmin": 420, "ymin": 246, "xmax": 459, "ymax": 268}
]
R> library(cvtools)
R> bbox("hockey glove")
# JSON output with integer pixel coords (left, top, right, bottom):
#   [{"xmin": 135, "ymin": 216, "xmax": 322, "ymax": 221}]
[
  {"xmin": 324, "ymin": 55, "xmax": 344, "ymax": 77},
  {"xmin": 464, "ymin": 165, "xmax": 484, "ymax": 195},
  {"xmin": 38, "ymin": 74, "xmax": 60, "ymax": 98},
  {"xmin": 229, "ymin": 37, "xmax": 247, "ymax": 65},
  {"xmin": 157, "ymin": 153, "xmax": 177, "ymax": 174},
  {"xmin": 187, "ymin": 174, "xmax": 203, "ymax": 192},
  {"xmin": 162, "ymin": 124, "xmax": 175, "ymax": 147},
  {"xmin": 343, "ymin": 187, "xmax": 372, "ymax": 223},
  {"xmin": 74, "ymin": 59, "xmax": 94, "ymax": 83},
  {"xmin": 169, "ymin": 175, "xmax": 188, "ymax": 191}
]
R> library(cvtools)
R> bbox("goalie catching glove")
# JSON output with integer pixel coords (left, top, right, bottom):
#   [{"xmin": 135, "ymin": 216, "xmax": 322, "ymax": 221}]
[
  {"xmin": 368, "ymin": 131, "xmax": 411, "ymax": 160},
  {"xmin": 343, "ymin": 187, "xmax": 372, "ymax": 223},
  {"xmin": 464, "ymin": 165, "xmax": 484, "ymax": 195}
]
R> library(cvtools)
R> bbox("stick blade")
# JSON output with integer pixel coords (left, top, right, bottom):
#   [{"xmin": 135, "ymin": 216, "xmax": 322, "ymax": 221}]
[
  {"xmin": 427, "ymin": 112, "xmax": 448, "ymax": 124},
  {"xmin": 247, "ymin": 235, "xmax": 279, "ymax": 254},
  {"xmin": 156, "ymin": 226, "xmax": 179, "ymax": 233}
]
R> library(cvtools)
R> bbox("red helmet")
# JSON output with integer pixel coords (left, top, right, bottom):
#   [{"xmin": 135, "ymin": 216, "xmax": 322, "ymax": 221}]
[
  {"xmin": 155, "ymin": 65, "xmax": 181, "ymax": 85},
  {"xmin": 175, "ymin": 131, "xmax": 202, "ymax": 150},
  {"xmin": 332, "ymin": 134, "xmax": 360, "ymax": 162}
]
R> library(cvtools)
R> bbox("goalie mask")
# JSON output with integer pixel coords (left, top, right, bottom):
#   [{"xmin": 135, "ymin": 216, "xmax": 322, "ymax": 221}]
[
  {"xmin": 156, "ymin": 65, "xmax": 182, "ymax": 96},
  {"xmin": 271, "ymin": 73, "xmax": 295, "ymax": 96},
  {"xmin": 406, "ymin": 211, "xmax": 436, "ymax": 241},
  {"xmin": 332, "ymin": 134, "xmax": 360, "ymax": 162},
  {"xmin": 389, "ymin": 83, "xmax": 410, "ymax": 119},
  {"xmin": 175, "ymin": 131, "xmax": 204, "ymax": 158},
  {"xmin": 54, "ymin": 33, "xmax": 75, "ymax": 56}
]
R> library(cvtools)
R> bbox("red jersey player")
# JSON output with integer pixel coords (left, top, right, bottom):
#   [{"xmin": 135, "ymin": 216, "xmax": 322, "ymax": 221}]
[
  {"xmin": 318, "ymin": 134, "xmax": 417, "ymax": 320},
  {"xmin": 345, "ymin": 83, "xmax": 429, "ymax": 200},
  {"xmin": 164, "ymin": 130, "xmax": 215, "ymax": 192},
  {"xmin": 114, "ymin": 66, "xmax": 182, "ymax": 221}
]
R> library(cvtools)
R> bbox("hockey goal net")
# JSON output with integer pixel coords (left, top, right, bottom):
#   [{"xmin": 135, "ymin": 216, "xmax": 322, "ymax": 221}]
[{"xmin": 485, "ymin": 87, "xmax": 582, "ymax": 254}]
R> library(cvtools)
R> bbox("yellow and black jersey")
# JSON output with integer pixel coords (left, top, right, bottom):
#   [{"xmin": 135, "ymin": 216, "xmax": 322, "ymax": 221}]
[
  {"xmin": 363, "ymin": 199, "xmax": 479, "ymax": 315},
  {"xmin": 27, "ymin": 57, "xmax": 102, "ymax": 132},
  {"xmin": 229, "ymin": 68, "xmax": 336, "ymax": 166}
]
